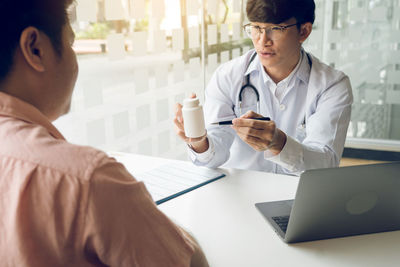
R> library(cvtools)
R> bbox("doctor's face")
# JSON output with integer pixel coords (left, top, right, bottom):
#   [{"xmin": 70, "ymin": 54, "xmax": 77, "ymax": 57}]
[{"xmin": 250, "ymin": 18, "xmax": 311, "ymax": 73}]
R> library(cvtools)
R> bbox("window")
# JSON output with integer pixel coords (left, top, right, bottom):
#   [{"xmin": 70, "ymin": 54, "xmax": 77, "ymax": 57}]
[{"xmin": 303, "ymin": 0, "xmax": 400, "ymax": 151}]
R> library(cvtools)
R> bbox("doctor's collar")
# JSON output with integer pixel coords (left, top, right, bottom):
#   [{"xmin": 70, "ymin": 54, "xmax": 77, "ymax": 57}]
[
  {"xmin": 244, "ymin": 50, "xmax": 260, "ymax": 77},
  {"xmin": 296, "ymin": 49, "xmax": 311, "ymax": 85}
]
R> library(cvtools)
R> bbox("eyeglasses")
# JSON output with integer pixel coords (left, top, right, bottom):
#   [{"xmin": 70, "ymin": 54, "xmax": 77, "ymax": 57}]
[{"xmin": 243, "ymin": 23, "xmax": 299, "ymax": 41}]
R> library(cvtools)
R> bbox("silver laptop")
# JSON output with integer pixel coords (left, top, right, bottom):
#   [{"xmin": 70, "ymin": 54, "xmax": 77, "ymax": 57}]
[{"xmin": 255, "ymin": 162, "xmax": 400, "ymax": 243}]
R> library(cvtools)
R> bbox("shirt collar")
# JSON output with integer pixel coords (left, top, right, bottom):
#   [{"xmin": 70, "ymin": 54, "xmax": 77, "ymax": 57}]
[{"xmin": 0, "ymin": 92, "xmax": 65, "ymax": 140}]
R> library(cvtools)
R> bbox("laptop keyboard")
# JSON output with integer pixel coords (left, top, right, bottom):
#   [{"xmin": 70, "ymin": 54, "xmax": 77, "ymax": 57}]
[{"xmin": 272, "ymin": 216, "xmax": 290, "ymax": 233}]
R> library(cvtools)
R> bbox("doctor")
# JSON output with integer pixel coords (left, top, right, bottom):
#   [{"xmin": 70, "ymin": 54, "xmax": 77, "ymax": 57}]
[{"xmin": 174, "ymin": 0, "xmax": 353, "ymax": 175}]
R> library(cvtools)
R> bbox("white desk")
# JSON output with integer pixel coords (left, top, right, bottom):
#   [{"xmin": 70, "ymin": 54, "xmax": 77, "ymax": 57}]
[{"xmin": 113, "ymin": 153, "xmax": 400, "ymax": 267}]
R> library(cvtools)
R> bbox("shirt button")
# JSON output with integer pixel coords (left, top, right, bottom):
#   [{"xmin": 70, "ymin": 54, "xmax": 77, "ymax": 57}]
[{"xmin": 279, "ymin": 104, "xmax": 286, "ymax": 111}]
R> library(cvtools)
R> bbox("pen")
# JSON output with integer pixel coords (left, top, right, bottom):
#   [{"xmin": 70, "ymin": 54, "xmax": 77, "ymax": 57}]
[{"xmin": 211, "ymin": 117, "xmax": 271, "ymax": 125}]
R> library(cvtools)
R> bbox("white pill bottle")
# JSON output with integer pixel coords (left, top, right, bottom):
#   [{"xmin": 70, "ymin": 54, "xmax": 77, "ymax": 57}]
[{"xmin": 182, "ymin": 97, "xmax": 206, "ymax": 138}]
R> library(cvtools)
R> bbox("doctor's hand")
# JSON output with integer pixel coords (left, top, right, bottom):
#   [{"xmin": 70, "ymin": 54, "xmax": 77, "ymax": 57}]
[
  {"xmin": 232, "ymin": 111, "xmax": 287, "ymax": 154},
  {"xmin": 174, "ymin": 93, "xmax": 209, "ymax": 153}
]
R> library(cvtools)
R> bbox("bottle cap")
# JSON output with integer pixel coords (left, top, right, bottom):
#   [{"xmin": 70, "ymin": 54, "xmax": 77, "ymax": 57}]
[{"xmin": 183, "ymin": 98, "xmax": 200, "ymax": 108}]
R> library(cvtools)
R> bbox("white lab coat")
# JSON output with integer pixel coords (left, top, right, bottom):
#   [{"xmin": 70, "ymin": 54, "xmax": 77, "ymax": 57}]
[{"xmin": 188, "ymin": 49, "xmax": 353, "ymax": 175}]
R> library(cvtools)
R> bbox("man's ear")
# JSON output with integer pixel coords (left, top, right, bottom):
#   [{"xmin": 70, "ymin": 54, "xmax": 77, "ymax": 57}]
[
  {"xmin": 299, "ymin": 22, "xmax": 312, "ymax": 44},
  {"xmin": 19, "ymin": 27, "xmax": 46, "ymax": 72}
]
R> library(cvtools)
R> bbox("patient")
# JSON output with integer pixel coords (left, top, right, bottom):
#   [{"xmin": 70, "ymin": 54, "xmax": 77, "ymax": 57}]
[{"xmin": 0, "ymin": 0, "xmax": 208, "ymax": 266}]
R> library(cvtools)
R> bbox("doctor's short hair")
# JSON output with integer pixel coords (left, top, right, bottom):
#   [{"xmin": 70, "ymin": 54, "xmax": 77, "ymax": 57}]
[
  {"xmin": 246, "ymin": 0, "xmax": 315, "ymax": 26},
  {"xmin": 0, "ymin": 0, "xmax": 74, "ymax": 83}
]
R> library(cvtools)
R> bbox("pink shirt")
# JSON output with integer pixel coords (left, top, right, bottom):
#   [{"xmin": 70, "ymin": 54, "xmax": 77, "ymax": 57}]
[{"xmin": 0, "ymin": 92, "xmax": 194, "ymax": 267}]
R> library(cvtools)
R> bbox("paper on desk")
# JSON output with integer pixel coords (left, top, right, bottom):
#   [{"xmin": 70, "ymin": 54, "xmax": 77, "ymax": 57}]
[
  {"xmin": 108, "ymin": 152, "xmax": 225, "ymax": 205},
  {"xmin": 136, "ymin": 161, "xmax": 225, "ymax": 204}
]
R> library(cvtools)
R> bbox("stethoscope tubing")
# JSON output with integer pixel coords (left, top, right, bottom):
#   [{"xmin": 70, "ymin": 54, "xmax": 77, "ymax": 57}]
[{"xmin": 238, "ymin": 52, "xmax": 260, "ymax": 115}]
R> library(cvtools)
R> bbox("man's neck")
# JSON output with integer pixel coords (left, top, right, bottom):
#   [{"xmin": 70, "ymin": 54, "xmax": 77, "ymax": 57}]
[
  {"xmin": 0, "ymin": 70, "xmax": 54, "ymax": 120},
  {"xmin": 263, "ymin": 51, "xmax": 301, "ymax": 84}
]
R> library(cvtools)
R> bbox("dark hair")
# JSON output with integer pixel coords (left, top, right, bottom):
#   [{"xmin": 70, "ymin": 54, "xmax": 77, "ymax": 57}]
[
  {"xmin": 246, "ymin": 0, "xmax": 315, "ymax": 25},
  {"xmin": 0, "ymin": 0, "xmax": 73, "ymax": 82}
]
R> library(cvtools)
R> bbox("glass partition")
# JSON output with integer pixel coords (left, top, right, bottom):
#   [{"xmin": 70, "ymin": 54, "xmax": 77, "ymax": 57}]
[{"xmin": 303, "ymin": 0, "xmax": 400, "ymax": 152}]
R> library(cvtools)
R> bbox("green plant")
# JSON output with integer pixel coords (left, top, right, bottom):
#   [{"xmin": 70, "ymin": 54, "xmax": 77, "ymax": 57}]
[{"xmin": 76, "ymin": 22, "xmax": 112, "ymax": 39}]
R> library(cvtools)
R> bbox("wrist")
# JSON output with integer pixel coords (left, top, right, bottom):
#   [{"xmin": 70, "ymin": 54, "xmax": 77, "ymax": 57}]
[
  {"xmin": 268, "ymin": 129, "xmax": 287, "ymax": 155},
  {"xmin": 188, "ymin": 135, "xmax": 209, "ymax": 153}
]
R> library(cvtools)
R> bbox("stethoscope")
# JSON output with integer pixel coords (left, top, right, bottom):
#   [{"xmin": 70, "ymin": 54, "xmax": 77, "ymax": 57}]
[
  {"xmin": 238, "ymin": 52, "xmax": 259, "ymax": 115},
  {"xmin": 238, "ymin": 51, "xmax": 312, "ymax": 129}
]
